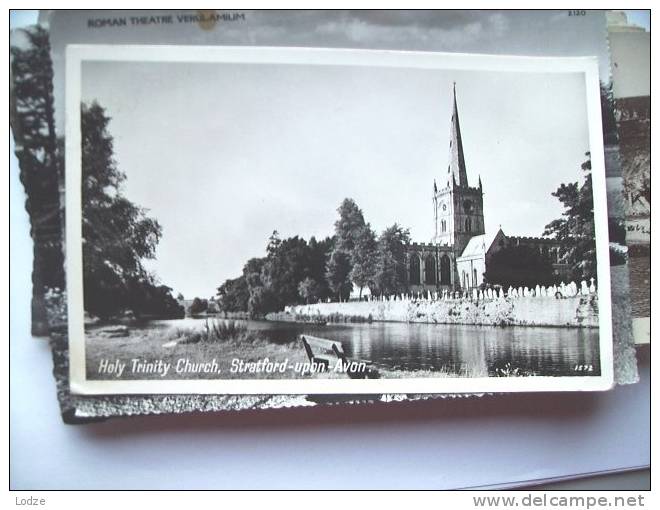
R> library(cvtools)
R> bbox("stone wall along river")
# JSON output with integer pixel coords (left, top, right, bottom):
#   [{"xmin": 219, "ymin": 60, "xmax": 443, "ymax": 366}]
[{"xmin": 285, "ymin": 295, "xmax": 598, "ymax": 328}]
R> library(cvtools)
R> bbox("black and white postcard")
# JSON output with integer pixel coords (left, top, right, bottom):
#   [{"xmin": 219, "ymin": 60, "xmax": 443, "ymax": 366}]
[{"xmin": 64, "ymin": 45, "xmax": 614, "ymax": 394}]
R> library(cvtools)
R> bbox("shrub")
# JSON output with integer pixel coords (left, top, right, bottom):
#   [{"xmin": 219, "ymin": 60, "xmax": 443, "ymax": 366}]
[{"xmin": 203, "ymin": 318, "xmax": 248, "ymax": 342}]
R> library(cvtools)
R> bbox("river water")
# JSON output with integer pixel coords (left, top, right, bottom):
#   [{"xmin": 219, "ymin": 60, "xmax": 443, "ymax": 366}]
[{"xmin": 142, "ymin": 317, "xmax": 600, "ymax": 377}]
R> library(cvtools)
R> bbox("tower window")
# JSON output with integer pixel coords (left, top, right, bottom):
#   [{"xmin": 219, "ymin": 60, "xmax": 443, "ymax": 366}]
[
  {"xmin": 441, "ymin": 219, "xmax": 446, "ymax": 233},
  {"xmin": 465, "ymin": 217, "xmax": 472, "ymax": 232}
]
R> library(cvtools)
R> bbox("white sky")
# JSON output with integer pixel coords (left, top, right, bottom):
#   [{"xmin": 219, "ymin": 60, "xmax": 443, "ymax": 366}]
[{"xmin": 82, "ymin": 60, "xmax": 591, "ymax": 298}]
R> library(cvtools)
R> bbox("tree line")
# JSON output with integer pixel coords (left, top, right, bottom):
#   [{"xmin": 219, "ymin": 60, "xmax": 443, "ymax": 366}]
[{"xmin": 216, "ymin": 198, "xmax": 412, "ymax": 317}]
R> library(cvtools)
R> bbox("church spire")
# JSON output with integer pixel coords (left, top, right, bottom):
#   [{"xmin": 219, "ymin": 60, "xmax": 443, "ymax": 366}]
[{"xmin": 448, "ymin": 83, "xmax": 468, "ymax": 187}]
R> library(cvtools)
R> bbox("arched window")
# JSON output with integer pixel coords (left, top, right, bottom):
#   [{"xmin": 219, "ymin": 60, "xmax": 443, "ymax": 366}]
[
  {"xmin": 441, "ymin": 219, "xmax": 446, "ymax": 233},
  {"xmin": 409, "ymin": 255, "xmax": 421, "ymax": 285},
  {"xmin": 465, "ymin": 217, "xmax": 472, "ymax": 232},
  {"xmin": 473, "ymin": 268, "xmax": 478, "ymax": 287},
  {"xmin": 440, "ymin": 255, "xmax": 451, "ymax": 285},
  {"xmin": 425, "ymin": 255, "xmax": 437, "ymax": 285}
]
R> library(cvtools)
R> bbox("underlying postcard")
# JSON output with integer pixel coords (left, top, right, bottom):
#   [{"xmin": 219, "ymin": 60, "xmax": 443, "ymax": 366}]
[
  {"xmin": 608, "ymin": 15, "xmax": 651, "ymax": 344},
  {"xmin": 65, "ymin": 45, "xmax": 614, "ymax": 395}
]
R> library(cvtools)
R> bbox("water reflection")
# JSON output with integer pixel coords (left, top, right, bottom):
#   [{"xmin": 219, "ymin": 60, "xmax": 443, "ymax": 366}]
[{"xmin": 144, "ymin": 318, "xmax": 600, "ymax": 377}]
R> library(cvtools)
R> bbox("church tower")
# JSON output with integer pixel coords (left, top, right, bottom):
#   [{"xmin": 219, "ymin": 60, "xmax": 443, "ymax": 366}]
[{"xmin": 433, "ymin": 84, "xmax": 485, "ymax": 257}]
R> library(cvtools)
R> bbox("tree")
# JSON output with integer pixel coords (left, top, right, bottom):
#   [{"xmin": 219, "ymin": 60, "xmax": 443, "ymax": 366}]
[
  {"xmin": 298, "ymin": 277, "xmax": 323, "ymax": 304},
  {"xmin": 266, "ymin": 230, "xmax": 282, "ymax": 255},
  {"xmin": 261, "ymin": 234, "xmax": 311, "ymax": 309},
  {"xmin": 80, "ymin": 102, "xmax": 166, "ymax": 318},
  {"xmin": 243, "ymin": 257, "xmax": 266, "ymax": 290},
  {"xmin": 11, "ymin": 26, "xmax": 63, "ymax": 333},
  {"xmin": 242, "ymin": 257, "xmax": 269, "ymax": 317},
  {"xmin": 241, "ymin": 233, "xmax": 311, "ymax": 317},
  {"xmin": 374, "ymin": 224, "xmax": 411, "ymax": 296},
  {"xmin": 176, "ymin": 292, "xmax": 184, "ymax": 301},
  {"xmin": 306, "ymin": 236, "xmax": 333, "ymax": 301},
  {"xmin": 544, "ymin": 153, "xmax": 596, "ymax": 281},
  {"xmin": 350, "ymin": 224, "xmax": 377, "ymax": 297},
  {"xmin": 483, "ymin": 245, "xmax": 556, "ymax": 289},
  {"xmin": 189, "ymin": 297, "xmax": 208, "ymax": 316},
  {"xmin": 149, "ymin": 285, "xmax": 185, "ymax": 318},
  {"xmin": 127, "ymin": 280, "xmax": 185, "ymax": 319},
  {"xmin": 326, "ymin": 249, "xmax": 353, "ymax": 301},
  {"xmin": 216, "ymin": 275, "xmax": 249, "ymax": 312},
  {"xmin": 333, "ymin": 198, "xmax": 367, "ymax": 253},
  {"xmin": 247, "ymin": 286, "xmax": 277, "ymax": 318}
]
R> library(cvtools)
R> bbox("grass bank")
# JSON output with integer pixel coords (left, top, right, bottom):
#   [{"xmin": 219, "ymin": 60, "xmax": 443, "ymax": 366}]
[{"xmin": 86, "ymin": 319, "xmax": 321, "ymax": 380}]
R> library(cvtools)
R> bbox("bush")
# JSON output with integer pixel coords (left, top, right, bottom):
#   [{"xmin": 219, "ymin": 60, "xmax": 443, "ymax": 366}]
[
  {"xmin": 203, "ymin": 318, "xmax": 248, "ymax": 342},
  {"xmin": 175, "ymin": 319, "xmax": 250, "ymax": 345}
]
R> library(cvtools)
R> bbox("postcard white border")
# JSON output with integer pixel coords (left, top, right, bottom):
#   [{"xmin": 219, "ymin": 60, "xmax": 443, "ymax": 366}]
[{"xmin": 65, "ymin": 45, "xmax": 614, "ymax": 395}]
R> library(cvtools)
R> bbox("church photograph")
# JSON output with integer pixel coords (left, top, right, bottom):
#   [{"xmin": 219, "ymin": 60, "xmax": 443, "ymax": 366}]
[{"xmin": 70, "ymin": 46, "xmax": 611, "ymax": 391}]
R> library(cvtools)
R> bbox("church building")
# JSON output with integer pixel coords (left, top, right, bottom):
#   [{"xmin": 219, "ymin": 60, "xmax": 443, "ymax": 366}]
[{"xmin": 406, "ymin": 85, "xmax": 566, "ymax": 293}]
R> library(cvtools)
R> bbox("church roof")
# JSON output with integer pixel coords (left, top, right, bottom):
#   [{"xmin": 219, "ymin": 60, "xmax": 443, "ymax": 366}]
[
  {"xmin": 459, "ymin": 234, "xmax": 488, "ymax": 259},
  {"xmin": 447, "ymin": 83, "xmax": 469, "ymax": 188},
  {"xmin": 459, "ymin": 228, "xmax": 505, "ymax": 259}
]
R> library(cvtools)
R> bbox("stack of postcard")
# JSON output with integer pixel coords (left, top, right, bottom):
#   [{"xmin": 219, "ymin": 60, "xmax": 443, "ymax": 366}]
[{"xmin": 10, "ymin": 10, "xmax": 647, "ymax": 423}]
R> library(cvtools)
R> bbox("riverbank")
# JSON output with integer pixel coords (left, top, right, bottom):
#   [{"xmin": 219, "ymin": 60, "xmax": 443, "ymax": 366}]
[
  {"xmin": 284, "ymin": 294, "xmax": 599, "ymax": 328},
  {"xmin": 86, "ymin": 322, "xmax": 486, "ymax": 380},
  {"xmin": 86, "ymin": 320, "xmax": 537, "ymax": 380},
  {"xmin": 85, "ymin": 323, "xmax": 321, "ymax": 380}
]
